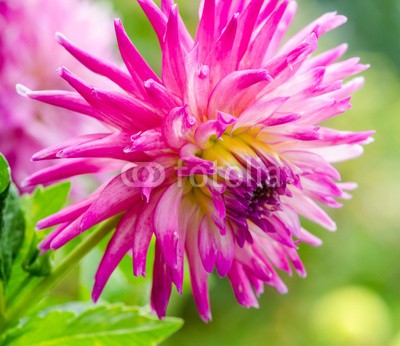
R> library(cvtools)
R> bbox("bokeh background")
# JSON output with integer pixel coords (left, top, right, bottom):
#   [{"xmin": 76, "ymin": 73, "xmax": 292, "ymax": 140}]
[{"xmin": 39, "ymin": 0, "xmax": 400, "ymax": 345}]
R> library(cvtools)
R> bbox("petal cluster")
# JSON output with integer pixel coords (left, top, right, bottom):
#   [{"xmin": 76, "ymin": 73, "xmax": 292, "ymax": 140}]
[
  {"xmin": 0, "ymin": 0, "xmax": 116, "ymax": 186},
  {"xmin": 20, "ymin": 0, "xmax": 373, "ymax": 321}
]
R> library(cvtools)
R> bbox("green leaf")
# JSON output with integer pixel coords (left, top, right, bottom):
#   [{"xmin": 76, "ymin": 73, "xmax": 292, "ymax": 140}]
[
  {"xmin": 0, "ymin": 155, "xmax": 24, "ymax": 284},
  {"xmin": 6, "ymin": 182, "xmax": 71, "ymax": 300},
  {"xmin": 0, "ymin": 154, "xmax": 11, "ymax": 233},
  {"xmin": 19, "ymin": 182, "xmax": 71, "ymax": 277},
  {"xmin": 0, "ymin": 186, "xmax": 25, "ymax": 283},
  {"xmin": 0, "ymin": 154, "xmax": 10, "ymax": 195},
  {"xmin": 2, "ymin": 303, "xmax": 183, "ymax": 346}
]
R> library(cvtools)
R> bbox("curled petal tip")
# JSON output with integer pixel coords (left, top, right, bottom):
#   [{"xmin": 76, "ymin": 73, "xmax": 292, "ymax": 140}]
[
  {"xmin": 276, "ymin": 282, "xmax": 289, "ymax": 294},
  {"xmin": 91, "ymin": 285, "xmax": 102, "ymax": 303},
  {"xmin": 143, "ymin": 79, "xmax": 154, "ymax": 89},
  {"xmin": 56, "ymin": 66, "xmax": 64, "ymax": 76},
  {"xmin": 20, "ymin": 178, "xmax": 30, "ymax": 188},
  {"xmin": 49, "ymin": 240, "xmax": 62, "ymax": 250},
  {"xmin": 170, "ymin": 3, "xmax": 178, "ymax": 14},
  {"xmin": 328, "ymin": 222, "xmax": 337, "ymax": 232},
  {"xmin": 15, "ymin": 83, "xmax": 31, "ymax": 96},
  {"xmin": 54, "ymin": 31, "xmax": 65, "ymax": 44},
  {"xmin": 31, "ymin": 152, "xmax": 45, "ymax": 161},
  {"xmin": 200, "ymin": 313, "xmax": 212, "ymax": 323}
]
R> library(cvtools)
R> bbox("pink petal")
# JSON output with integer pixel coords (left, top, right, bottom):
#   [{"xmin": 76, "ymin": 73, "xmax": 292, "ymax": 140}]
[
  {"xmin": 289, "ymin": 189, "xmax": 337, "ymax": 231},
  {"xmin": 18, "ymin": 87, "xmax": 97, "ymax": 119},
  {"xmin": 79, "ymin": 172, "xmax": 140, "ymax": 232},
  {"xmin": 22, "ymin": 158, "xmax": 120, "ymax": 187},
  {"xmin": 162, "ymin": 5, "xmax": 187, "ymax": 99},
  {"xmin": 55, "ymin": 32, "xmax": 136, "ymax": 93},
  {"xmin": 151, "ymin": 242, "xmax": 173, "ymax": 319},
  {"xmin": 92, "ymin": 208, "xmax": 138, "ymax": 301},
  {"xmin": 31, "ymin": 133, "xmax": 107, "ymax": 161},
  {"xmin": 114, "ymin": 18, "xmax": 160, "ymax": 96},
  {"xmin": 234, "ymin": 97, "xmax": 289, "ymax": 130},
  {"xmin": 198, "ymin": 216, "xmax": 234, "ymax": 277},
  {"xmin": 37, "ymin": 192, "xmax": 99, "ymax": 229},
  {"xmin": 154, "ymin": 183, "xmax": 185, "ymax": 291},
  {"xmin": 228, "ymin": 261, "xmax": 259, "ymax": 308},
  {"xmin": 208, "ymin": 69, "xmax": 272, "ymax": 117},
  {"xmin": 133, "ymin": 193, "xmax": 162, "ymax": 277},
  {"xmin": 162, "ymin": 106, "xmax": 197, "ymax": 150},
  {"xmin": 196, "ymin": 0, "xmax": 216, "ymax": 62}
]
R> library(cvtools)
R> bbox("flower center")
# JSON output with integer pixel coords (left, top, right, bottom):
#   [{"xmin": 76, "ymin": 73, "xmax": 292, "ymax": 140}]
[{"xmin": 191, "ymin": 130, "xmax": 297, "ymax": 236}]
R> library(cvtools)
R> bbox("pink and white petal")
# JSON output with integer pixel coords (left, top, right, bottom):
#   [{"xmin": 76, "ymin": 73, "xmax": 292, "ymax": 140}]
[
  {"xmin": 228, "ymin": 261, "xmax": 259, "ymax": 308},
  {"xmin": 162, "ymin": 106, "xmax": 197, "ymax": 150},
  {"xmin": 18, "ymin": 87, "xmax": 98, "ymax": 120},
  {"xmin": 288, "ymin": 189, "xmax": 337, "ymax": 231},
  {"xmin": 31, "ymin": 133, "xmax": 108, "ymax": 161},
  {"xmin": 324, "ymin": 57, "xmax": 370, "ymax": 83},
  {"xmin": 262, "ymin": 0, "xmax": 297, "ymax": 62},
  {"xmin": 285, "ymin": 247, "xmax": 307, "ymax": 277},
  {"xmin": 58, "ymin": 67, "xmax": 159, "ymax": 130},
  {"xmin": 282, "ymin": 150, "xmax": 340, "ymax": 180},
  {"xmin": 304, "ymin": 43, "xmax": 348, "ymax": 70},
  {"xmin": 49, "ymin": 215, "xmax": 84, "ymax": 250},
  {"xmin": 230, "ymin": 0, "xmax": 264, "ymax": 65},
  {"xmin": 280, "ymin": 12, "xmax": 347, "ymax": 55},
  {"xmin": 144, "ymin": 79, "xmax": 180, "ymax": 113},
  {"xmin": 198, "ymin": 216, "xmax": 234, "ymax": 277},
  {"xmin": 196, "ymin": 0, "xmax": 216, "ymax": 62},
  {"xmin": 154, "ymin": 183, "xmax": 184, "ymax": 273},
  {"xmin": 186, "ymin": 231, "xmax": 212, "ymax": 322},
  {"xmin": 308, "ymin": 144, "xmax": 365, "ymax": 163},
  {"xmin": 162, "ymin": 5, "xmax": 188, "ymax": 99},
  {"xmin": 242, "ymin": 0, "xmax": 292, "ymax": 69},
  {"xmin": 151, "ymin": 242, "xmax": 173, "ymax": 319},
  {"xmin": 234, "ymin": 97, "xmax": 289, "ymax": 130},
  {"xmin": 37, "ymin": 191, "xmax": 100, "ymax": 229},
  {"xmin": 55, "ymin": 32, "xmax": 136, "ymax": 94},
  {"xmin": 79, "ymin": 172, "xmax": 140, "ymax": 232},
  {"xmin": 114, "ymin": 19, "xmax": 160, "ymax": 96},
  {"xmin": 208, "ymin": 69, "xmax": 272, "ymax": 117},
  {"xmin": 297, "ymin": 228, "xmax": 323, "ymax": 247},
  {"xmin": 38, "ymin": 222, "xmax": 69, "ymax": 253},
  {"xmin": 22, "ymin": 158, "xmax": 121, "ymax": 187},
  {"xmin": 137, "ymin": 0, "xmax": 167, "ymax": 47},
  {"xmin": 59, "ymin": 132, "xmax": 146, "ymax": 160},
  {"xmin": 132, "ymin": 196, "xmax": 160, "ymax": 277}
]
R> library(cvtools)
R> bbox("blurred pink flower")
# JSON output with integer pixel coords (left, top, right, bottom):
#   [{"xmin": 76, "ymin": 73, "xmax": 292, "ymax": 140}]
[
  {"xmin": 21, "ymin": 0, "xmax": 373, "ymax": 321},
  {"xmin": 0, "ymin": 0, "xmax": 115, "ymax": 186}
]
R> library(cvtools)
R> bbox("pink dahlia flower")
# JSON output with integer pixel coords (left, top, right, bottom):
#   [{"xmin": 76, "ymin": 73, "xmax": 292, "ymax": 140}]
[
  {"xmin": 0, "ymin": 0, "xmax": 115, "ymax": 186},
  {"xmin": 20, "ymin": 0, "xmax": 373, "ymax": 321}
]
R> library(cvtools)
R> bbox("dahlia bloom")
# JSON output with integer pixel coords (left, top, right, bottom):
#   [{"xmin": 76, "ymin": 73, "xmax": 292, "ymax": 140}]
[
  {"xmin": 0, "ymin": 0, "xmax": 115, "ymax": 186},
  {"xmin": 19, "ymin": 0, "xmax": 372, "ymax": 321}
]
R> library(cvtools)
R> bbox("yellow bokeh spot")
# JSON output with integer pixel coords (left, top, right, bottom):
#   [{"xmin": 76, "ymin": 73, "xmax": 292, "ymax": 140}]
[{"xmin": 311, "ymin": 286, "xmax": 392, "ymax": 346}]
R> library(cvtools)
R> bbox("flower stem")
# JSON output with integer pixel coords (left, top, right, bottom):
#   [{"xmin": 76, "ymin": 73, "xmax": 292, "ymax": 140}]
[
  {"xmin": 0, "ymin": 283, "xmax": 6, "ymax": 325},
  {"xmin": 3, "ymin": 217, "xmax": 118, "ymax": 330}
]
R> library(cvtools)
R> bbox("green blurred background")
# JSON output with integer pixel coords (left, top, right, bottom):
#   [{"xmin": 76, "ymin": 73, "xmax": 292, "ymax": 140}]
[{"xmin": 52, "ymin": 1, "xmax": 400, "ymax": 345}]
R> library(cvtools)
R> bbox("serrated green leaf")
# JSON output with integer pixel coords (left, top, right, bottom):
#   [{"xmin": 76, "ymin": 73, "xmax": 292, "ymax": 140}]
[{"xmin": 2, "ymin": 303, "xmax": 183, "ymax": 346}]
